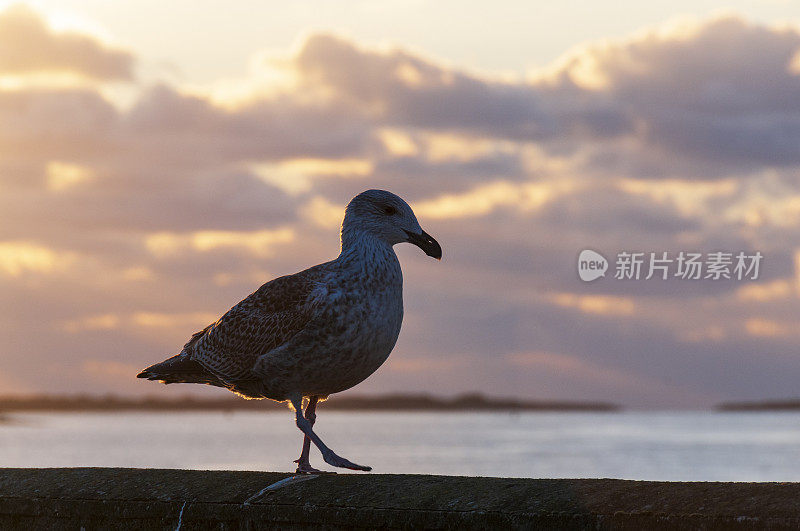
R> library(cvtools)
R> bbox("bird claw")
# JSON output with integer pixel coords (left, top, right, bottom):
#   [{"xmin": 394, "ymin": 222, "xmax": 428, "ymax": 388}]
[
  {"xmin": 322, "ymin": 451, "xmax": 372, "ymax": 472},
  {"xmin": 294, "ymin": 462, "xmax": 337, "ymax": 474}
]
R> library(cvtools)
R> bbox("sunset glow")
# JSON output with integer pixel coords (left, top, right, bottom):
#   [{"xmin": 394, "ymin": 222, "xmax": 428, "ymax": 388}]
[{"xmin": 2, "ymin": 1, "xmax": 800, "ymax": 408}]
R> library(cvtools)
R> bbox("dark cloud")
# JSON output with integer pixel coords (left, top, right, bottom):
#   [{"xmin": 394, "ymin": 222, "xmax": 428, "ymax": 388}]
[
  {"xmin": 551, "ymin": 16, "xmax": 800, "ymax": 172},
  {"xmin": 292, "ymin": 34, "xmax": 631, "ymax": 142},
  {"xmin": 290, "ymin": 19, "xmax": 800, "ymax": 174},
  {"xmin": 126, "ymin": 86, "xmax": 367, "ymax": 161},
  {"xmin": 0, "ymin": 88, "xmax": 118, "ymax": 165}
]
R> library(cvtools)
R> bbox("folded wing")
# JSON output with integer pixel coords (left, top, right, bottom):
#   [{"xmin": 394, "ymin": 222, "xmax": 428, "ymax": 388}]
[{"xmin": 139, "ymin": 266, "xmax": 325, "ymax": 396}]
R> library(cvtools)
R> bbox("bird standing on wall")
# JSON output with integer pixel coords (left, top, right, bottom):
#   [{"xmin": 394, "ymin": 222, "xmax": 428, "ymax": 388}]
[{"xmin": 137, "ymin": 189, "xmax": 442, "ymax": 473}]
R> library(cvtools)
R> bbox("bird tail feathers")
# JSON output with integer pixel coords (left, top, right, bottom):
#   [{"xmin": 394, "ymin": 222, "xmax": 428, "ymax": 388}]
[{"xmin": 137, "ymin": 354, "xmax": 223, "ymax": 386}]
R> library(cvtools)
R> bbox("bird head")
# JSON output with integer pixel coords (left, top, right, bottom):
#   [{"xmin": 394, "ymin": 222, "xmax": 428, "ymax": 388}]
[{"xmin": 341, "ymin": 189, "xmax": 442, "ymax": 260}]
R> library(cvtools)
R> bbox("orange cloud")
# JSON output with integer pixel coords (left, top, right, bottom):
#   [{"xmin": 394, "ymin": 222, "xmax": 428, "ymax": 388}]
[
  {"xmin": 145, "ymin": 228, "xmax": 294, "ymax": 258},
  {"xmin": 250, "ymin": 158, "xmax": 373, "ymax": 195},
  {"xmin": 0, "ymin": 241, "xmax": 72, "ymax": 276},
  {"xmin": 736, "ymin": 279, "xmax": 793, "ymax": 302},
  {"xmin": 60, "ymin": 312, "xmax": 217, "ymax": 335},
  {"xmin": 60, "ymin": 313, "xmax": 120, "ymax": 334},
  {"xmin": 548, "ymin": 293, "xmax": 635, "ymax": 316},
  {"xmin": 413, "ymin": 180, "xmax": 570, "ymax": 220},
  {"xmin": 301, "ymin": 196, "xmax": 344, "ymax": 229},
  {"xmin": 744, "ymin": 318, "xmax": 794, "ymax": 338},
  {"xmin": 46, "ymin": 161, "xmax": 93, "ymax": 191},
  {"xmin": 131, "ymin": 312, "xmax": 217, "ymax": 330}
]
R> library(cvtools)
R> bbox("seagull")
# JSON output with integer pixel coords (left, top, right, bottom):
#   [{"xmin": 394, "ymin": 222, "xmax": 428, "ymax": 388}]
[{"xmin": 137, "ymin": 189, "xmax": 442, "ymax": 473}]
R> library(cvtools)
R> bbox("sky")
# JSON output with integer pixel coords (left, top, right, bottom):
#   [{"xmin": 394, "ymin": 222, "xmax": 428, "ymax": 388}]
[{"xmin": 1, "ymin": 1, "xmax": 800, "ymax": 407}]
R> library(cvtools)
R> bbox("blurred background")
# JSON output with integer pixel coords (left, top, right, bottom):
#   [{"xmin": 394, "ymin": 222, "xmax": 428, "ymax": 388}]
[{"xmin": 2, "ymin": 0, "xmax": 800, "ymax": 479}]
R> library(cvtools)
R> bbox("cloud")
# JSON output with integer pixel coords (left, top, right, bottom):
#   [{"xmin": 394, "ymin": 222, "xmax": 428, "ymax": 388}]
[
  {"xmin": 125, "ymin": 84, "xmax": 372, "ymax": 163},
  {"xmin": 3, "ymin": 11, "xmax": 800, "ymax": 407},
  {"xmin": 130, "ymin": 311, "xmax": 217, "ymax": 330},
  {"xmin": 413, "ymin": 180, "xmax": 570, "ymax": 220},
  {"xmin": 46, "ymin": 161, "xmax": 93, "ymax": 191},
  {"xmin": 285, "ymin": 18, "xmax": 800, "ymax": 176},
  {"xmin": 546, "ymin": 16, "xmax": 800, "ymax": 171},
  {"xmin": 290, "ymin": 33, "xmax": 627, "ymax": 142},
  {"xmin": 736, "ymin": 278, "xmax": 794, "ymax": 302},
  {"xmin": 61, "ymin": 313, "xmax": 120, "ymax": 333},
  {"xmin": 744, "ymin": 318, "xmax": 796, "ymax": 338},
  {"xmin": 0, "ymin": 88, "xmax": 117, "ymax": 164},
  {"xmin": 547, "ymin": 293, "xmax": 636, "ymax": 316},
  {"xmin": 0, "ymin": 5, "xmax": 134, "ymax": 81},
  {"xmin": 0, "ymin": 241, "xmax": 73, "ymax": 276},
  {"xmin": 300, "ymin": 196, "xmax": 345, "ymax": 228},
  {"xmin": 145, "ymin": 227, "xmax": 294, "ymax": 258}
]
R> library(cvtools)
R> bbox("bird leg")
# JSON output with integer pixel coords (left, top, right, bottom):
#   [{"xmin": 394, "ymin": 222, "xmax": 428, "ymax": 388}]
[
  {"xmin": 290, "ymin": 396, "xmax": 372, "ymax": 472},
  {"xmin": 294, "ymin": 396, "xmax": 329, "ymax": 474}
]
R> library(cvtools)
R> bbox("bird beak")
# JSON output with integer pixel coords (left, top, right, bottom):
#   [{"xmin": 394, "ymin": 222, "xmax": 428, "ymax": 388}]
[{"xmin": 404, "ymin": 229, "xmax": 442, "ymax": 260}]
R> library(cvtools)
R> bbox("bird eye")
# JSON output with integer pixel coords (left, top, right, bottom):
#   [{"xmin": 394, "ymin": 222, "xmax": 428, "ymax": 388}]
[{"xmin": 382, "ymin": 205, "xmax": 397, "ymax": 216}]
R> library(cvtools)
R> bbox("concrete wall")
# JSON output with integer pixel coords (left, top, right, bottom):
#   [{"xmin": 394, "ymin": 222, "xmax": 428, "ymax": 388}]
[{"xmin": 1, "ymin": 468, "xmax": 798, "ymax": 529}]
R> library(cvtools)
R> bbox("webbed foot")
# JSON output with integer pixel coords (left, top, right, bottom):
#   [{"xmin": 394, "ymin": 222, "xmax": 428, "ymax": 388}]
[{"xmin": 321, "ymin": 451, "xmax": 372, "ymax": 471}]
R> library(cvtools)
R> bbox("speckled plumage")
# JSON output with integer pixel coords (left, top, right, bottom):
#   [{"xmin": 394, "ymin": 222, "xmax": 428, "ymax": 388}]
[
  {"xmin": 138, "ymin": 189, "xmax": 441, "ymax": 472},
  {"xmin": 139, "ymin": 189, "xmax": 439, "ymax": 403},
  {"xmin": 186, "ymin": 238, "xmax": 403, "ymax": 401}
]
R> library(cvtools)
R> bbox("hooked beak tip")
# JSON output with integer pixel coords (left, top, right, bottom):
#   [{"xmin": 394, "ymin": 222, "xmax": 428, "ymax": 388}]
[{"xmin": 404, "ymin": 229, "xmax": 442, "ymax": 260}]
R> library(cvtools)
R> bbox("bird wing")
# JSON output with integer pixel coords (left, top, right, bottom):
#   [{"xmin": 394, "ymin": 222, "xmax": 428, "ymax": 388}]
[{"xmin": 183, "ymin": 265, "xmax": 326, "ymax": 383}]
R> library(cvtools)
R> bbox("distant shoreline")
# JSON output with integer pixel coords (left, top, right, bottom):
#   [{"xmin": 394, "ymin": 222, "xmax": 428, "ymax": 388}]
[
  {"xmin": 0, "ymin": 393, "xmax": 620, "ymax": 413},
  {"xmin": 716, "ymin": 399, "xmax": 800, "ymax": 411},
  {"xmin": 6, "ymin": 395, "xmax": 800, "ymax": 412}
]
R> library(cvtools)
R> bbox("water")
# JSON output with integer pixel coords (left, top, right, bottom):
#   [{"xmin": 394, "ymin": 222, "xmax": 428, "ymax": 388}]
[{"xmin": 1, "ymin": 411, "xmax": 799, "ymax": 481}]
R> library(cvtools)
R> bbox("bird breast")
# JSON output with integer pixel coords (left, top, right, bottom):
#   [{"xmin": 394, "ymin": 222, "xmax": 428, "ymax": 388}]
[
  {"xmin": 252, "ymin": 243, "xmax": 405, "ymax": 398},
  {"xmin": 320, "ymin": 264, "xmax": 403, "ymax": 363},
  {"xmin": 296, "ymin": 257, "xmax": 403, "ymax": 395}
]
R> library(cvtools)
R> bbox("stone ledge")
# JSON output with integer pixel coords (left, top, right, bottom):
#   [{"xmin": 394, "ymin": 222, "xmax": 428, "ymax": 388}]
[{"xmin": 0, "ymin": 468, "xmax": 798, "ymax": 529}]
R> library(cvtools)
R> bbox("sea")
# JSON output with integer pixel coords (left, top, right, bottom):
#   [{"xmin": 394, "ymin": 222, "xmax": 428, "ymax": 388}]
[{"xmin": 1, "ymin": 410, "xmax": 799, "ymax": 481}]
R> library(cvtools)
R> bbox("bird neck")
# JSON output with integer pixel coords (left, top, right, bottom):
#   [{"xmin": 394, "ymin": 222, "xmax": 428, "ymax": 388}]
[{"xmin": 338, "ymin": 229, "xmax": 399, "ymax": 274}]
